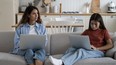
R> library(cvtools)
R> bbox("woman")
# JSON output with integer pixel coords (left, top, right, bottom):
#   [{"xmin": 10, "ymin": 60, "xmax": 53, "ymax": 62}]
[
  {"xmin": 49, "ymin": 13, "xmax": 113, "ymax": 65},
  {"xmin": 12, "ymin": 6, "xmax": 47, "ymax": 65}
]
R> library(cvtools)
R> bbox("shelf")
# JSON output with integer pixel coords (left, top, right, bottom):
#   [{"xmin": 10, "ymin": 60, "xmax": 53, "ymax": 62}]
[{"xmin": 17, "ymin": 13, "xmax": 116, "ymax": 16}]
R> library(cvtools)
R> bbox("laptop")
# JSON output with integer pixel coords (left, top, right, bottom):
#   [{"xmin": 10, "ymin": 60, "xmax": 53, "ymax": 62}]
[
  {"xmin": 69, "ymin": 35, "xmax": 92, "ymax": 50},
  {"xmin": 19, "ymin": 34, "xmax": 46, "ymax": 49}
]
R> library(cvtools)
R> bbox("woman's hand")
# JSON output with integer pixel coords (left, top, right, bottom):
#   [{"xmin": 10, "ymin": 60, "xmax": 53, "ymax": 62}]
[{"xmin": 91, "ymin": 45, "xmax": 97, "ymax": 50}]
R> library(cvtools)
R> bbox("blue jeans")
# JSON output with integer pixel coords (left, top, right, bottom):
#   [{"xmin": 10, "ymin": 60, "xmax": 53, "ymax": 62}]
[
  {"xmin": 16, "ymin": 48, "xmax": 46, "ymax": 64},
  {"xmin": 61, "ymin": 47, "xmax": 104, "ymax": 65}
]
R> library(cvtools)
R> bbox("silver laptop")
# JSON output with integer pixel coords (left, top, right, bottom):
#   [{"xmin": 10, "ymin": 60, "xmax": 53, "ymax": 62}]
[
  {"xmin": 69, "ymin": 35, "xmax": 92, "ymax": 50},
  {"xmin": 19, "ymin": 34, "xmax": 46, "ymax": 49}
]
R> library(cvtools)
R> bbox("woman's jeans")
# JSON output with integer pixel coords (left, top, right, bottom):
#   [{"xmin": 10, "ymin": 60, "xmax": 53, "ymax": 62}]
[
  {"xmin": 61, "ymin": 47, "xmax": 104, "ymax": 65},
  {"xmin": 16, "ymin": 48, "xmax": 46, "ymax": 64}
]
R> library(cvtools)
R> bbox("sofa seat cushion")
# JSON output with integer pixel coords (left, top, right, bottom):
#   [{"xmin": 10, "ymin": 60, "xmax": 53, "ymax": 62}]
[
  {"xmin": 0, "ymin": 52, "xmax": 26, "ymax": 65},
  {"xmin": 74, "ymin": 57, "xmax": 116, "ymax": 65},
  {"xmin": 45, "ymin": 54, "xmax": 116, "ymax": 65}
]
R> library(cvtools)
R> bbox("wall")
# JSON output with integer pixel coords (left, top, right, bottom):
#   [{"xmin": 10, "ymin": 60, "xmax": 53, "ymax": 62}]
[
  {"xmin": 0, "ymin": 0, "xmax": 115, "ymax": 31},
  {"xmin": 60, "ymin": 0, "xmax": 116, "ymax": 13},
  {"xmin": 19, "ymin": 0, "xmax": 116, "ymax": 13},
  {"xmin": 0, "ymin": 0, "xmax": 18, "ymax": 31}
]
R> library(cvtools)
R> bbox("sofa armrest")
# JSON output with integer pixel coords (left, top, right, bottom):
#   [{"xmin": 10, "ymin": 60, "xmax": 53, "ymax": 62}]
[
  {"xmin": 114, "ymin": 52, "xmax": 116, "ymax": 60},
  {"xmin": 105, "ymin": 41, "xmax": 116, "ymax": 57}
]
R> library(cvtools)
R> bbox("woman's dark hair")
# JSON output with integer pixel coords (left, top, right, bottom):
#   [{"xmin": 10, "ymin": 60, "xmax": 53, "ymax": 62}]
[
  {"xmin": 88, "ymin": 13, "xmax": 106, "ymax": 30},
  {"xmin": 18, "ymin": 6, "xmax": 42, "ymax": 26}
]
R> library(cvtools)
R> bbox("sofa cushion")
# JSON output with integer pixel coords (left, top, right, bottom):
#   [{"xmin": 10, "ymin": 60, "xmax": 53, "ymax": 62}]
[
  {"xmin": 0, "ymin": 52, "xmax": 26, "ymax": 65},
  {"xmin": 112, "ymin": 36, "xmax": 116, "ymax": 43},
  {"xmin": 74, "ymin": 57, "xmax": 116, "ymax": 65},
  {"xmin": 50, "ymin": 32, "xmax": 81, "ymax": 55},
  {"xmin": 109, "ymin": 32, "xmax": 116, "ymax": 43},
  {"xmin": 45, "ymin": 34, "xmax": 51, "ymax": 56},
  {"xmin": 105, "ymin": 33, "xmax": 116, "ymax": 57},
  {"xmin": 106, "ymin": 41, "xmax": 116, "ymax": 57},
  {"xmin": 114, "ymin": 52, "xmax": 116, "ymax": 60},
  {"xmin": 0, "ymin": 31, "xmax": 15, "ymax": 52}
]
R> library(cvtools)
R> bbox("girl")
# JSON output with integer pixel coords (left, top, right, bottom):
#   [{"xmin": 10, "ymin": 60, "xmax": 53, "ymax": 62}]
[
  {"xmin": 12, "ymin": 6, "xmax": 47, "ymax": 65},
  {"xmin": 49, "ymin": 13, "xmax": 113, "ymax": 65}
]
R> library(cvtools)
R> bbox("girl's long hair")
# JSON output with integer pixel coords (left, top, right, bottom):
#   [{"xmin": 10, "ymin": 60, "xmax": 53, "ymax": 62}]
[
  {"xmin": 17, "ymin": 6, "xmax": 42, "ymax": 27},
  {"xmin": 88, "ymin": 13, "xmax": 106, "ymax": 30}
]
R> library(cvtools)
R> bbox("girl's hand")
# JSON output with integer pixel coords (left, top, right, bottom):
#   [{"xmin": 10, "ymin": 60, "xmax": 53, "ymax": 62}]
[{"xmin": 91, "ymin": 45, "xmax": 97, "ymax": 50}]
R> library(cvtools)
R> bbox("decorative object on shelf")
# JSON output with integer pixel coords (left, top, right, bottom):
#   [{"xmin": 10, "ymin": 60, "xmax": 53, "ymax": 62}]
[
  {"xmin": 52, "ymin": 0, "xmax": 56, "ymax": 1},
  {"xmin": 53, "ymin": 5, "xmax": 59, "ymax": 13},
  {"xmin": 46, "ymin": 5, "xmax": 50, "ymax": 13},
  {"xmin": 41, "ymin": 0, "xmax": 47, "ymax": 8},
  {"xmin": 44, "ymin": 0, "xmax": 54, "ymax": 13},
  {"xmin": 33, "ymin": 0, "xmax": 41, "ymax": 6},
  {"xmin": 62, "ymin": 11, "xmax": 79, "ymax": 14},
  {"xmin": 41, "ymin": 0, "xmax": 52, "ymax": 8},
  {"xmin": 20, "ymin": 5, "xmax": 27, "ymax": 13},
  {"xmin": 85, "ymin": 2, "xmax": 90, "ymax": 13},
  {"xmin": 59, "ymin": 3, "xmax": 62, "ymax": 13},
  {"xmin": 44, "ymin": 0, "xmax": 51, "ymax": 4},
  {"xmin": 91, "ymin": 0, "xmax": 101, "ymax": 13},
  {"xmin": 28, "ymin": 2, "xmax": 34, "ymax": 6},
  {"xmin": 107, "ymin": 1, "xmax": 116, "ymax": 13},
  {"xmin": 33, "ymin": 0, "xmax": 51, "ymax": 8}
]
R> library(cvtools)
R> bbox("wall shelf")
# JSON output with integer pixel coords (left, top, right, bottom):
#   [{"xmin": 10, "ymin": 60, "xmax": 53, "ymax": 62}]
[{"xmin": 17, "ymin": 13, "xmax": 116, "ymax": 16}]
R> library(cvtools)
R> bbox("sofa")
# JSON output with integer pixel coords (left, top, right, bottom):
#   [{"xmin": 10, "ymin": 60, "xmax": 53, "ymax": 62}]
[{"xmin": 0, "ymin": 31, "xmax": 116, "ymax": 65}]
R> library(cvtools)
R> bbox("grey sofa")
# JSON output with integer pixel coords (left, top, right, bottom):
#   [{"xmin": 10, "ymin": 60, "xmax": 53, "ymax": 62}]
[{"xmin": 0, "ymin": 31, "xmax": 116, "ymax": 65}]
